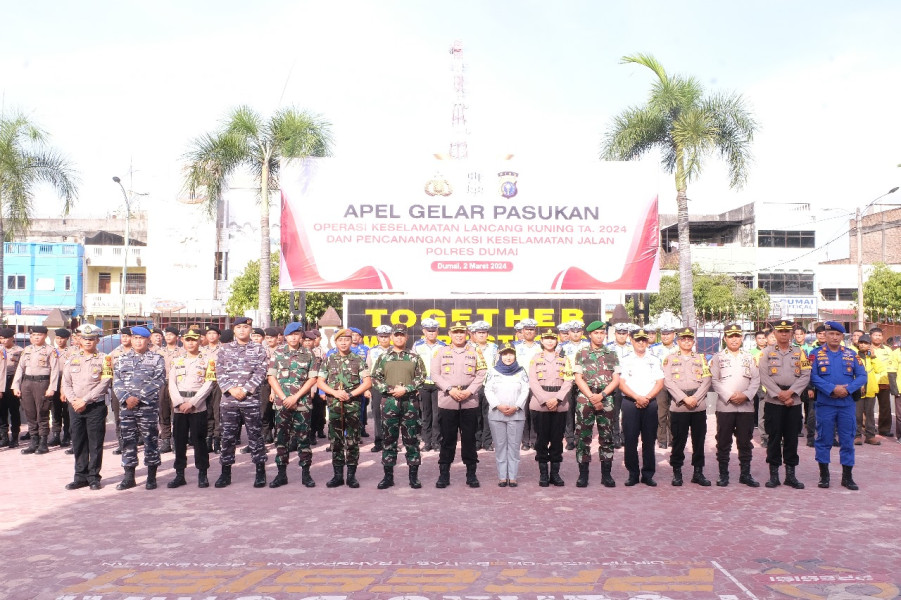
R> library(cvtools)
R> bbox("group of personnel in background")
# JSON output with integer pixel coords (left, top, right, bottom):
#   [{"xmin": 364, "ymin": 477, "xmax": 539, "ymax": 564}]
[{"xmin": 0, "ymin": 314, "xmax": 892, "ymax": 492}]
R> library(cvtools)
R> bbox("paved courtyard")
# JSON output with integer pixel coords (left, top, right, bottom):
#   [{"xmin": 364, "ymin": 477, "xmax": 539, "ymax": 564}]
[{"xmin": 2, "ymin": 415, "xmax": 899, "ymax": 600}]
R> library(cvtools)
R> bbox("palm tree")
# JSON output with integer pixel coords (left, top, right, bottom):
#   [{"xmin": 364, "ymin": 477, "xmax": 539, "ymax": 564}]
[
  {"xmin": 0, "ymin": 113, "xmax": 78, "ymax": 318},
  {"xmin": 183, "ymin": 105, "xmax": 332, "ymax": 328},
  {"xmin": 602, "ymin": 53, "xmax": 756, "ymax": 326}
]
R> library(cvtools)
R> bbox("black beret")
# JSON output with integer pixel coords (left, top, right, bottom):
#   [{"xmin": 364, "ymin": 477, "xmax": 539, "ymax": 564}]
[
  {"xmin": 252, "ymin": 327, "xmax": 265, "ymax": 336},
  {"xmin": 232, "ymin": 317, "xmax": 252, "ymax": 327},
  {"xmin": 150, "ymin": 327, "xmax": 163, "ymax": 335},
  {"xmin": 220, "ymin": 330, "xmax": 234, "ymax": 343},
  {"xmin": 54, "ymin": 328, "xmax": 71, "ymax": 338},
  {"xmin": 263, "ymin": 327, "xmax": 280, "ymax": 337},
  {"xmin": 0, "ymin": 327, "xmax": 15, "ymax": 338},
  {"xmin": 30, "ymin": 326, "xmax": 48, "ymax": 334},
  {"xmin": 206, "ymin": 326, "xmax": 221, "ymax": 334},
  {"xmin": 304, "ymin": 331, "xmax": 319, "ymax": 340},
  {"xmin": 120, "ymin": 327, "xmax": 132, "ymax": 335},
  {"xmin": 164, "ymin": 326, "xmax": 179, "ymax": 335}
]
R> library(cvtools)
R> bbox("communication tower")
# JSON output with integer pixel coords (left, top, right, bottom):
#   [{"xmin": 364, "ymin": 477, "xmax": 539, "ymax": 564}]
[{"xmin": 449, "ymin": 40, "xmax": 468, "ymax": 159}]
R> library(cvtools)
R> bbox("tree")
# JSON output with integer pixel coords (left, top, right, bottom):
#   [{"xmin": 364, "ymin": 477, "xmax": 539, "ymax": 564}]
[
  {"xmin": 645, "ymin": 269, "xmax": 770, "ymax": 325},
  {"xmin": 601, "ymin": 53, "xmax": 756, "ymax": 326},
  {"xmin": 183, "ymin": 105, "xmax": 332, "ymax": 328},
  {"xmin": 863, "ymin": 263, "xmax": 901, "ymax": 323},
  {"xmin": 227, "ymin": 252, "xmax": 342, "ymax": 325},
  {"xmin": 0, "ymin": 113, "xmax": 78, "ymax": 318}
]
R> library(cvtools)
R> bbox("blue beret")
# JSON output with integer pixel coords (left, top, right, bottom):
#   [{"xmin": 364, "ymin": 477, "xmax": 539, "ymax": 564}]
[
  {"xmin": 284, "ymin": 322, "xmax": 303, "ymax": 336},
  {"xmin": 131, "ymin": 326, "xmax": 151, "ymax": 338},
  {"xmin": 824, "ymin": 321, "xmax": 846, "ymax": 334},
  {"xmin": 349, "ymin": 327, "xmax": 362, "ymax": 335}
]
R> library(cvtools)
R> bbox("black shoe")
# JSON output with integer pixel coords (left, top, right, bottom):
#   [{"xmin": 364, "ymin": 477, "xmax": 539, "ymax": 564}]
[
  {"xmin": 538, "ymin": 462, "xmax": 550, "ymax": 487},
  {"xmin": 215, "ymin": 465, "xmax": 232, "ymax": 488},
  {"xmin": 346, "ymin": 465, "xmax": 360, "ymax": 488},
  {"xmin": 475, "ymin": 441, "xmax": 483, "ymax": 450},
  {"xmin": 264, "ymin": 431, "xmax": 274, "ymax": 444},
  {"xmin": 625, "ymin": 472, "xmax": 640, "ymax": 487},
  {"xmin": 112, "ymin": 438, "xmax": 123, "ymax": 455},
  {"xmin": 65, "ymin": 447, "xmax": 74, "ymax": 455},
  {"xmin": 377, "ymin": 466, "xmax": 394, "ymax": 489},
  {"xmin": 0, "ymin": 431, "xmax": 8, "ymax": 448},
  {"xmin": 60, "ymin": 431, "xmax": 71, "ymax": 447},
  {"xmin": 36, "ymin": 436, "xmax": 49, "ymax": 454},
  {"xmin": 159, "ymin": 439, "xmax": 172, "ymax": 453},
  {"xmin": 565, "ymin": 441, "xmax": 575, "ymax": 451},
  {"xmin": 206, "ymin": 436, "xmax": 214, "ymax": 452},
  {"xmin": 117, "ymin": 467, "xmax": 136, "ymax": 490},
  {"xmin": 361, "ymin": 429, "xmax": 370, "ymax": 438},
  {"xmin": 7, "ymin": 432, "xmax": 18, "ymax": 449},
  {"xmin": 253, "ymin": 463, "xmax": 267, "ymax": 488},
  {"xmin": 48, "ymin": 433, "xmax": 61, "ymax": 447},
  {"xmin": 326, "ymin": 465, "xmax": 345, "ymax": 488},
  {"xmin": 691, "ymin": 466, "xmax": 711, "ymax": 487},
  {"xmin": 21, "ymin": 432, "xmax": 30, "ymax": 441},
  {"xmin": 90, "ymin": 481, "xmax": 102, "ymax": 490},
  {"xmin": 269, "ymin": 465, "xmax": 288, "ymax": 488},
  {"xmin": 409, "ymin": 465, "xmax": 422, "ymax": 489},
  {"xmin": 21, "ymin": 435, "xmax": 38, "ymax": 454},
  {"xmin": 739, "ymin": 465, "xmax": 760, "ymax": 488},
  {"xmin": 640, "ymin": 475, "xmax": 657, "ymax": 487},
  {"xmin": 483, "ymin": 443, "xmax": 494, "ymax": 451},
  {"xmin": 549, "ymin": 462, "xmax": 565, "ymax": 486},
  {"xmin": 317, "ymin": 430, "xmax": 326, "ymax": 439},
  {"xmin": 576, "ymin": 463, "xmax": 589, "ymax": 487},
  {"xmin": 671, "ymin": 468, "xmax": 683, "ymax": 487},
  {"xmin": 301, "ymin": 465, "xmax": 315, "ymax": 488},
  {"xmin": 613, "ymin": 440, "xmax": 623, "ymax": 450},
  {"xmin": 198, "ymin": 469, "xmax": 209, "ymax": 488},
  {"xmin": 601, "ymin": 461, "xmax": 616, "ymax": 487},
  {"xmin": 818, "ymin": 462, "xmax": 830, "ymax": 488},
  {"xmin": 436, "ymin": 464, "xmax": 451, "ymax": 488},
  {"xmin": 716, "ymin": 464, "xmax": 729, "ymax": 487},
  {"xmin": 145, "ymin": 466, "xmax": 158, "ymax": 490},
  {"xmin": 66, "ymin": 480, "xmax": 89, "ymax": 490},
  {"xmin": 841, "ymin": 465, "xmax": 859, "ymax": 490},
  {"xmin": 784, "ymin": 465, "xmax": 805, "ymax": 489},
  {"xmin": 465, "ymin": 464, "xmax": 480, "ymax": 488},
  {"xmin": 240, "ymin": 445, "xmax": 251, "ymax": 454},
  {"xmin": 167, "ymin": 470, "xmax": 187, "ymax": 488},
  {"xmin": 765, "ymin": 465, "xmax": 781, "ymax": 488},
  {"xmin": 370, "ymin": 441, "xmax": 383, "ymax": 452}
]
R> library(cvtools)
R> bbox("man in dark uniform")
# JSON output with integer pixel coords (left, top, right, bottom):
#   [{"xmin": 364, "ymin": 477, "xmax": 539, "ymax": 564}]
[
  {"xmin": 304, "ymin": 330, "xmax": 327, "ymax": 442},
  {"xmin": 618, "ymin": 327, "xmax": 664, "ymax": 486},
  {"xmin": 414, "ymin": 318, "xmax": 445, "ymax": 452},
  {"xmin": 0, "ymin": 327, "xmax": 24, "ymax": 448},
  {"xmin": 204, "ymin": 325, "xmax": 223, "ymax": 453},
  {"xmin": 260, "ymin": 326, "xmax": 281, "ymax": 444},
  {"xmin": 49, "ymin": 328, "xmax": 73, "ymax": 448},
  {"xmin": 108, "ymin": 327, "xmax": 132, "ymax": 455},
  {"xmin": 12, "ymin": 325, "xmax": 59, "ymax": 455},
  {"xmin": 810, "ymin": 321, "xmax": 867, "ymax": 490}
]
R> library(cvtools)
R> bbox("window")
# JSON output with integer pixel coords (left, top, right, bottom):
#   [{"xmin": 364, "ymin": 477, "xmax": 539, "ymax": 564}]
[
  {"xmin": 98, "ymin": 273, "xmax": 111, "ymax": 294},
  {"xmin": 758, "ymin": 273, "xmax": 815, "ymax": 295},
  {"xmin": 6, "ymin": 275, "xmax": 26, "ymax": 290},
  {"xmin": 214, "ymin": 251, "xmax": 228, "ymax": 281},
  {"xmin": 733, "ymin": 275, "xmax": 754, "ymax": 289},
  {"xmin": 758, "ymin": 230, "xmax": 816, "ymax": 248},
  {"xmin": 61, "ymin": 246, "xmax": 75, "ymax": 255},
  {"xmin": 821, "ymin": 288, "xmax": 856, "ymax": 301},
  {"xmin": 124, "ymin": 273, "xmax": 146, "ymax": 294},
  {"xmin": 64, "ymin": 276, "xmax": 72, "ymax": 291},
  {"xmin": 93, "ymin": 247, "xmax": 102, "ymax": 256},
  {"xmin": 112, "ymin": 247, "xmax": 122, "ymax": 255},
  {"xmin": 38, "ymin": 244, "xmax": 53, "ymax": 254}
]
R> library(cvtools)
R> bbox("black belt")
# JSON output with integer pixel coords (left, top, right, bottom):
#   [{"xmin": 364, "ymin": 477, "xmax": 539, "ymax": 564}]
[
  {"xmin": 683, "ymin": 389, "xmax": 698, "ymax": 396},
  {"xmin": 542, "ymin": 385, "xmax": 562, "ymax": 392},
  {"xmin": 179, "ymin": 391, "xmax": 197, "ymax": 398},
  {"xmin": 777, "ymin": 384, "xmax": 791, "ymax": 391},
  {"xmin": 23, "ymin": 375, "xmax": 50, "ymax": 381}
]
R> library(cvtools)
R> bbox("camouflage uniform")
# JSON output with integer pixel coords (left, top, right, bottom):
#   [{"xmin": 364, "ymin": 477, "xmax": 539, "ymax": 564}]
[
  {"xmin": 573, "ymin": 346, "xmax": 620, "ymax": 463},
  {"xmin": 316, "ymin": 352, "xmax": 369, "ymax": 467},
  {"xmin": 269, "ymin": 345, "xmax": 318, "ymax": 467},
  {"xmin": 371, "ymin": 349, "xmax": 426, "ymax": 467},
  {"xmin": 215, "ymin": 340, "xmax": 269, "ymax": 467},
  {"xmin": 113, "ymin": 349, "xmax": 166, "ymax": 468}
]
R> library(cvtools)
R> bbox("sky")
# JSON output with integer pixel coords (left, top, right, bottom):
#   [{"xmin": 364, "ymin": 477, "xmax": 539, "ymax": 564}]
[{"xmin": 3, "ymin": 0, "xmax": 900, "ymax": 223}]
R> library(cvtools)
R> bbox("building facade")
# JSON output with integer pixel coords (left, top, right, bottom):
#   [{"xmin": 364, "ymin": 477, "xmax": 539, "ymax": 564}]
[{"xmin": 2, "ymin": 242, "xmax": 84, "ymax": 328}]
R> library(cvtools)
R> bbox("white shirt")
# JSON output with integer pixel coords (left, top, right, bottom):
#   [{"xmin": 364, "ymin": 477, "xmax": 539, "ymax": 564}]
[{"xmin": 619, "ymin": 351, "xmax": 664, "ymax": 398}]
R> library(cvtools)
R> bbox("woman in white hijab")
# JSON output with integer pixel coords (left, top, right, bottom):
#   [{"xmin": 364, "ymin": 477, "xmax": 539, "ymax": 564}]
[{"xmin": 484, "ymin": 343, "xmax": 530, "ymax": 487}]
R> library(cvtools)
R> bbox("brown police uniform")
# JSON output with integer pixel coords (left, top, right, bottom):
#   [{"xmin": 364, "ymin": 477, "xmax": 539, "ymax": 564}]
[
  {"xmin": 663, "ymin": 348, "xmax": 711, "ymax": 481},
  {"xmin": 758, "ymin": 342, "xmax": 810, "ymax": 474},
  {"xmin": 12, "ymin": 343, "xmax": 60, "ymax": 442}
]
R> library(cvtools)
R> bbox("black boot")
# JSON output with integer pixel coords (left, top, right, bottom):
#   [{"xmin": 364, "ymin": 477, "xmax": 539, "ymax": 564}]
[
  {"xmin": 60, "ymin": 430, "xmax": 71, "ymax": 447},
  {"xmin": 0, "ymin": 430, "xmax": 8, "ymax": 447},
  {"xmin": 716, "ymin": 462, "xmax": 729, "ymax": 487},
  {"xmin": 21, "ymin": 434, "xmax": 38, "ymax": 454},
  {"xmin": 36, "ymin": 435, "xmax": 49, "ymax": 454},
  {"xmin": 269, "ymin": 465, "xmax": 288, "ymax": 488},
  {"xmin": 264, "ymin": 430, "xmax": 274, "ymax": 444},
  {"xmin": 691, "ymin": 466, "xmax": 711, "ymax": 487},
  {"xmin": 739, "ymin": 463, "xmax": 760, "ymax": 487},
  {"xmin": 671, "ymin": 467, "xmax": 683, "ymax": 487},
  {"xmin": 538, "ymin": 462, "xmax": 550, "ymax": 487},
  {"xmin": 215, "ymin": 465, "xmax": 232, "ymax": 488},
  {"xmin": 167, "ymin": 470, "xmax": 187, "ymax": 488},
  {"xmin": 206, "ymin": 436, "xmax": 213, "ymax": 452},
  {"xmin": 624, "ymin": 471, "xmax": 640, "ymax": 486},
  {"xmin": 160, "ymin": 438, "xmax": 172, "ymax": 454},
  {"xmin": 841, "ymin": 465, "xmax": 859, "ymax": 490},
  {"xmin": 48, "ymin": 432, "xmax": 61, "ymax": 447},
  {"xmin": 436, "ymin": 464, "xmax": 451, "ymax": 488},
  {"xmin": 784, "ymin": 465, "xmax": 805, "ymax": 489},
  {"xmin": 549, "ymin": 462, "xmax": 565, "ymax": 486},
  {"xmin": 198, "ymin": 469, "xmax": 209, "ymax": 488},
  {"xmin": 241, "ymin": 445, "xmax": 251, "ymax": 454},
  {"xmin": 818, "ymin": 462, "xmax": 830, "ymax": 488},
  {"xmin": 601, "ymin": 460, "xmax": 616, "ymax": 487},
  {"xmin": 377, "ymin": 466, "xmax": 394, "ymax": 489},
  {"xmin": 765, "ymin": 465, "xmax": 781, "ymax": 488},
  {"xmin": 301, "ymin": 465, "xmax": 315, "ymax": 488},
  {"xmin": 576, "ymin": 463, "xmax": 589, "ymax": 488},
  {"xmin": 116, "ymin": 466, "xmax": 136, "ymax": 490},
  {"xmin": 370, "ymin": 439, "xmax": 383, "ymax": 452},
  {"xmin": 409, "ymin": 465, "xmax": 422, "ymax": 489},
  {"xmin": 253, "ymin": 463, "xmax": 267, "ymax": 488},
  {"xmin": 112, "ymin": 437, "xmax": 123, "ymax": 455},
  {"xmin": 326, "ymin": 465, "xmax": 345, "ymax": 488},
  {"xmin": 8, "ymin": 431, "xmax": 18, "ymax": 448},
  {"xmin": 465, "ymin": 463, "xmax": 480, "ymax": 488},
  {"xmin": 346, "ymin": 465, "xmax": 360, "ymax": 488},
  {"xmin": 21, "ymin": 432, "xmax": 30, "ymax": 441},
  {"xmin": 145, "ymin": 465, "xmax": 158, "ymax": 490}
]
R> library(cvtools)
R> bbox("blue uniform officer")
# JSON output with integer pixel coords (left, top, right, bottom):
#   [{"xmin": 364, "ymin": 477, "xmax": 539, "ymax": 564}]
[{"xmin": 809, "ymin": 321, "xmax": 867, "ymax": 490}]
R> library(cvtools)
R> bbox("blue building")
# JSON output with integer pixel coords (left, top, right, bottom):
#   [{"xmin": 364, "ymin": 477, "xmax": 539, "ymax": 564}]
[{"xmin": 2, "ymin": 242, "xmax": 84, "ymax": 328}]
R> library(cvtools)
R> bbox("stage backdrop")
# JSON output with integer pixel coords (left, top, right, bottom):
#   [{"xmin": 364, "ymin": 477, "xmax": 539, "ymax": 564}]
[{"xmin": 280, "ymin": 157, "xmax": 659, "ymax": 293}]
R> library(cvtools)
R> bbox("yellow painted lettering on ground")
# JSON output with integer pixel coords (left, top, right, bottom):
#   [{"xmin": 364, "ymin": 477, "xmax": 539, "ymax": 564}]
[
  {"xmin": 603, "ymin": 567, "xmax": 714, "ymax": 592},
  {"xmin": 370, "ymin": 568, "xmax": 481, "ymax": 593},
  {"xmin": 64, "ymin": 569, "xmax": 135, "ymax": 593},
  {"xmin": 216, "ymin": 569, "xmax": 280, "ymax": 592},
  {"xmin": 484, "ymin": 568, "xmax": 604, "ymax": 593},
  {"xmin": 117, "ymin": 569, "xmax": 241, "ymax": 594},
  {"xmin": 256, "ymin": 568, "xmax": 383, "ymax": 593}
]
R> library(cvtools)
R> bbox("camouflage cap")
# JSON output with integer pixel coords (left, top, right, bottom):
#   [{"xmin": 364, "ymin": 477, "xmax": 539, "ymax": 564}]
[{"xmin": 392, "ymin": 324, "xmax": 408, "ymax": 335}]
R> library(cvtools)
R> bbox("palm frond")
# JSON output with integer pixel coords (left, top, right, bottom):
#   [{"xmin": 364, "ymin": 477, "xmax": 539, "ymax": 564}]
[
  {"xmin": 22, "ymin": 149, "xmax": 79, "ymax": 215},
  {"xmin": 621, "ymin": 53, "xmax": 667, "ymax": 82},
  {"xmin": 671, "ymin": 106, "xmax": 716, "ymax": 184},
  {"xmin": 704, "ymin": 92, "xmax": 757, "ymax": 189},
  {"xmin": 182, "ymin": 131, "xmax": 246, "ymax": 217},
  {"xmin": 600, "ymin": 106, "xmax": 669, "ymax": 162},
  {"xmin": 271, "ymin": 107, "xmax": 333, "ymax": 159}
]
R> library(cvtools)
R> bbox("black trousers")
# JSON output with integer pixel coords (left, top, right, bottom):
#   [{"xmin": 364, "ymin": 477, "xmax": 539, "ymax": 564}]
[
  {"xmin": 564, "ymin": 387, "xmax": 577, "ymax": 444},
  {"xmin": 0, "ymin": 383, "xmax": 21, "ymax": 433},
  {"xmin": 311, "ymin": 392, "xmax": 326, "ymax": 434},
  {"xmin": 173, "ymin": 409, "xmax": 210, "ymax": 471},
  {"xmin": 159, "ymin": 383, "xmax": 172, "ymax": 441},
  {"xmin": 533, "ymin": 410, "xmax": 566, "ymax": 463},
  {"xmin": 370, "ymin": 388, "xmax": 383, "ymax": 442},
  {"xmin": 205, "ymin": 384, "xmax": 222, "ymax": 439},
  {"xmin": 50, "ymin": 388, "xmax": 70, "ymax": 435},
  {"xmin": 715, "ymin": 411, "xmax": 754, "ymax": 465},
  {"xmin": 764, "ymin": 402, "xmax": 802, "ymax": 467},
  {"xmin": 109, "ymin": 387, "xmax": 121, "ymax": 440},
  {"xmin": 476, "ymin": 390, "xmax": 493, "ymax": 446},
  {"xmin": 669, "ymin": 410, "xmax": 707, "ymax": 469},
  {"xmin": 69, "ymin": 401, "xmax": 107, "ymax": 484},
  {"xmin": 622, "ymin": 398, "xmax": 658, "ymax": 478},
  {"xmin": 438, "ymin": 407, "xmax": 479, "ymax": 466},
  {"xmin": 259, "ymin": 380, "xmax": 274, "ymax": 433},
  {"xmin": 419, "ymin": 384, "xmax": 441, "ymax": 447}
]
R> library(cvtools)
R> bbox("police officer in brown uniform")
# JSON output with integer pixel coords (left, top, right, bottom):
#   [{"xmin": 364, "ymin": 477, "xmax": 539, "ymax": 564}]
[
  {"xmin": 528, "ymin": 328, "xmax": 573, "ymax": 486},
  {"xmin": 13, "ymin": 326, "xmax": 59, "ymax": 455},
  {"xmin": 0, "ymin": 328, "xmax": 23, "ymax": 448},
  {"xmin": 758, "ymin": 319, "xmax": 810, "ymax": 489},
  {"xmin": 662, "ymin": 327, "xmax": 712, "ymax": 487}
]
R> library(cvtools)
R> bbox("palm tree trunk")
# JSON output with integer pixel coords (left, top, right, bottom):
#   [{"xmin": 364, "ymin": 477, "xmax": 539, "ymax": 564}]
[
  {"xmin": 676, "ymin": 187, "xmax": 696, "ymax": 327},
  {"xmin": 258, "ymin": 158, "xmax": 272, "ymax": 329},
  {"xmin": 0, "ymin": 204, "xmax": 5, "ymax": 321}
]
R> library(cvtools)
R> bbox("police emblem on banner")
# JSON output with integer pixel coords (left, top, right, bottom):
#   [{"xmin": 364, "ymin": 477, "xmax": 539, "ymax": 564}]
[
  {"xmin": 424, "ymin": 173, "xmax": 453, "ymax": 197},
  {"xmin": 498, "ymin": 171, "xmax": 518, "ymax": 198}
]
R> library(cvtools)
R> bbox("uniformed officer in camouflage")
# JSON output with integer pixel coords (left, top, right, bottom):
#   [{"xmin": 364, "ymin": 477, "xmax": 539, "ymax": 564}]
[
  {"xmin": 572, "ymin": 320, "xmax": 620, "ymax": 487},
  {"xmin": 156, "ymin": 325, "xmax": 184, "ymax": 454},
  {"xmin": 113, "ymin": 326, "xmax": 166, "ymax": 490},
  {"xmin": 267, "ymin": 322, "xmax": 319, "ymax": 489},
  {"xmin": 371, "ymin": 324, "xmax": 426, "ymax": 489},
  {"xmin": 108, "ymin": 327, "xmax": 132, "ymax": 455},
  {"xmin": 214, "ymin": 317, "xmax": 270, "ymax": 489},
  {"xmin": 13, "ymin": 325, "xmax": 60, "ymax": 455},
  {"xmin": 316, "ymin": 328, "xmax": 372, "ymax": 488}
]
